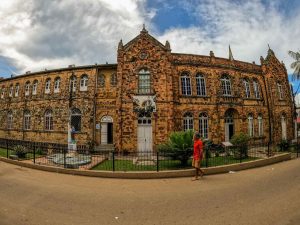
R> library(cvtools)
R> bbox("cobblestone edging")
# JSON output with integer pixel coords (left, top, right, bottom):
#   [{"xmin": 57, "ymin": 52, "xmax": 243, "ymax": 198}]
[{"xmin": 0, "ymin": 153, "xmax": 291, "ymax": 179}]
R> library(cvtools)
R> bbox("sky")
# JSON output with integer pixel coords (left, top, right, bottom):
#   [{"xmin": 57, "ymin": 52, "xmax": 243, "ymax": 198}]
[{"xmin": 0, "ymin": 0, "xmax": 299, "ymax": 99}]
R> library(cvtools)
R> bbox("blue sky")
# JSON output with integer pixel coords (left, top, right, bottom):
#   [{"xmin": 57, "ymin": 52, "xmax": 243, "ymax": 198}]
[{"xmin": 0, "ymin": 0, "xmax": 299, "ymax": 94}]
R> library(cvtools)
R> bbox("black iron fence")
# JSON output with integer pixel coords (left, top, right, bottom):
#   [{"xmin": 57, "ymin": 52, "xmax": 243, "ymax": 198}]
[{"xmin": 0, "ymin": 138, "xmax": 298, "ymax": 171}]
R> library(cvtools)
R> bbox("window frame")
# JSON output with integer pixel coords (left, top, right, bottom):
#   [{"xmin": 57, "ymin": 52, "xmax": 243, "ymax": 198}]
[
  {"xmin": 54, "ymin": 77, "xmax": 61, "ymax": 93},
  {"xmin": 80, "ymin": 75, "xmax": 88, "ymax": 91},
  {"xmin": 221, "ymin": 75, "xmax": 232, "ymax": 96},
  {"xmin": 138, "ymin": 69, "xmax": 151, "ymax": 94},
  {"xmin": 196, "ymin": 73, "xmax": 206, "ymax": 96},
  {"xmin": 24, "ymin": 110, "xmax": 31, "ymax": 130},
  {"xmin": 199, "ymin": 112, "xmax": 208, "ymax": 139},
  {"xmin": 248, "ymin": 114, "xmax": 254, "ymax": 137},
  {"xmin": 243, "ymin": 79, "xmax": 251, "ymax": 98},
  {"xmin": 183, "ymin": 112, "xmax": 194, "ymax": 131},
  {"xmin": 45, "ymin": 79, "xmax": 51, "ymax": 94},
  {"xmin": 181, "ymin": 72, "xmax": 192, "ymax": 96},
  {"xmin": 32, "ymin": 80, "xmax": 38, "ymax": 95},
  {"xmin": 45, "ymin": 110, "xmax": 53, "ymax": 131}
]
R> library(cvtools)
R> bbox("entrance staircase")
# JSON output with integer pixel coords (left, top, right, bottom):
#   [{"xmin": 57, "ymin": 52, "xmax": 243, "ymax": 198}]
[{"xmin": 94, "ymin": 144, "xmax": 115, "ymax": 152}]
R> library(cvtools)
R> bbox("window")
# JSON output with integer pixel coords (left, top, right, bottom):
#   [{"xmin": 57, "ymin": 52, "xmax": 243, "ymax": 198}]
[
  {"xmin": 138, "ymin": 69, "xmax": 151, "ymax": 94},
  {"xmin": 183, "ymin": 112, "xmax": 193, "ymax": 131},
  {"xmin": 9, "ymin": 85, "xmax": 13, "ymax": 97},
  {"xmin": 25, "ymin": 81, "xmax": 30, "ymax": 96},
  {"xmin": 1, "ymin": 87, "xmax": 5, "ymax": 99},
  {"xmin": 181, "ymin": 72, "xmax": 192, "ymax": 95},
  {"xmin": 24, "ymin": 110, "xmax": 31, "ymax": 130},
  {"xmin": 7, "ymin": 111, "xmax": 13, "ymax": 129},
  {"xmin": 80, "ymin": 75, "xmax": 88, "ymax": 91},
  {"xmin": 253, "ymin": 80, "xmax": 260, "ymax": 99},
  {"xmin": 15, "ymin": 84, "xmax": 19, "ymax": 97},
  {"xmin": 243, "ymin": 79, "xmax": 251, "ymax": 98},
  {"xmin": 277, "ymin": 83, "xmax": 284, "ymax": 100},
  {"xmin": 32, "ymin": 80, "xmax": 38, "ymax": 95},
  {"xmin": 199, "ymin": 112, "xmax": 208, "ymax": 139},
  {"xmin": 71, "ymin": 108, "xmax": 81, "ymax": 132},
  {"xmin": 258, "ymin": 114, "xmax": 263, "ymax": 136},
  {"xmin": 69, "ymin": 76, "xmax": 77, "ymax": 92},
  {"xmin": 110, "ymin": 73, "xmax": 117, "ymax": 86},
  {"xmin": 221, "ymin": 75, "xmax": 232, "ymax": 96},
  {"xmin": 54, "ymin": 77, "xmax": 61, "ymax": 93},
  {"xmin": 98, "ymin": 74, "xmax": 105, "ymax": 87},
  {"xmin": 45, "ymin": 110, "xmax": 53, "ymax": 131},
  {"xmin": 196, "ymin": 74, "xmax": 206, "ymax": 96},
  {"xmin": 45, "ymin": 78, "xmax": 51, "ymax": 94},
  {"xmin": 248, "ymin": 114, "xmax": 254, "ymax": 137}
]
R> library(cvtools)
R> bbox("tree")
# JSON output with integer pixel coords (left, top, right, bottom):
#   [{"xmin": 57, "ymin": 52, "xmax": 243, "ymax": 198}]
[{"xmin": 288, "ymin": 50, "xmax": 300, "ymax": 81}]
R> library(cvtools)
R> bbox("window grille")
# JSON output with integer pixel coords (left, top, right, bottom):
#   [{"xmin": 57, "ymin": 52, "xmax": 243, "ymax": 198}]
[
  {"xmin": 181, "ymin": 73, "xmax": 192, "ymax": 95},
  {"xmin": 80, "ymin": 75, "xmax": 88, "ymax": 91},
  {"xmin": 71, "ymin": 108, "xmax": 81, "ymax": 132},
  {"xmin": 32, "ymin": 80, "xmax": 38, "ymax": 95},
  {"xmin": 221, "ymin": 75, "xmax": 232, "ymax": 96},
  {"xmin": 24, "ymin": 110, "xmax": 31, "ymax": 130},
  {"xmin": 196, "ymin": 74, "xmax": 206, "ymax": 96},
  {"xmin": 183, "ymin": 112, "xmax": 193, "ymax": 131},
  {"xmin": 199, "ymin": 112, "xmax": 208, "ymax": 139},
  {"xmin": 243, "ymin": 79, "xmax": 250, "ymax": 98},
  {"xmin": 138, "ymin": 69, "xmax": 151, "ymax": 94},
  {"xmin": 45, "ymin": 110, "xmax": 53, "ymax": 130}
]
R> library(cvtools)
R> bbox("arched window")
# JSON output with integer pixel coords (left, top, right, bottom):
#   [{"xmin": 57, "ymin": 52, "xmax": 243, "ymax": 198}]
[
  {"xmin": 243, "ymin": 79, "xmax": 250, "ymax": 98},
  {"xmin": 69, "ymin": 75, "xmax": 77, "ymax": 92},
  {"xmin": 199, "ymin": 112, "xmax": 208, "ymax": 139},
  {"xmin": 110, "ymin": 73, "xmax": 117, "ymax": 86},
  {"xmin": 281, "ymin": 114, "xmax": 287, "ymax": 140},
  {"xmin": 196, "ymin": 73, "xmax": 206, "ymax": 96},
  {"xmin": 1, "ymin": 87, "xmax": 5, "ymax": 99},
  {"xmin": 221, "ymin": 75, "xmax": 232, "ymax": 96},
  {"xmin": 9, "ymin": 85, "xmax": 13, "ymax": 97},
  {"xmin": 80, "ymin": 75, "xmax": 88, "ymax": 91},
  {"xmin": 277, "ymin": 82, "xmax": 284, "ymax": 100},
  {"xmin": 54, "ymin": 77, "xmax": 60, "ymax": 93},
  {"xmin": 25, "ymin": 81, "xmax": 30, "ymax": 96},
  {"xmin": 7, "ymin": 111, "xmax": 13, "ymax": 129},
  {"xmin": 183, "ymin": 112, "xmax": 193, "ymax": 131},
  {"xmin": 248, "ymin": 114, "xmax": 254, "ymax": 137},
  {"xmin": 181, "ymin": 72, "xmax": 191, "ymax": 95},
  {"xmin": 45, "ymin": 78, "xmax": 51, "ymax": 94},
  {"xmin": 45, "ymin": 109, "xmax": 53, "ymax": 131},
  {"xmin": 15, "ymin": 84, "xmax": 19, "ymax": 97},
  {"xmin": 24, "ymin": 110, "xmax": 31, "ymax": 130},
  {"xmin": 71, "ymin": 108, "xmax": 81, "ymax": 132},
  {"xmin": 253, "ymin": 80, "xmax": 260, "ymax": 99},
  {"xmin": 138, "ymin": 69, "xmax": 151, "ymax": 94},
  {"xmin": 98, "ymin": 74, "xmax": 105, "ymax": 87},
  {"xmin": 258, "ymin": 114, "xmax": 263, "ymax": 136},
  {"xmin": 32, "ymin": 80, "xmax": 38, "ymax": 95}
]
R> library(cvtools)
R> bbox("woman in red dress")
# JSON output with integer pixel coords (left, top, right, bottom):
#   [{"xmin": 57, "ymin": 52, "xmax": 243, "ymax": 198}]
[{"xmin": 192, "ymin": 132, "xmax": 204, "ymax": 180}]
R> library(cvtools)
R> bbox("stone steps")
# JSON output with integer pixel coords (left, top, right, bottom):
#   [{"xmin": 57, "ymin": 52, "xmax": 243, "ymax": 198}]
[{"xmin": 94, "ymin": 144, "xmax": 114, "ymax": 152}]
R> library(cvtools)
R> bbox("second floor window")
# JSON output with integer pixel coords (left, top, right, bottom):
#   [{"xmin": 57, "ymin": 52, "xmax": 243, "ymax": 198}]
[
  {"xmin": 45, "ymin": 79, "xmax": 51, "ymax": 94},
  {"xmin": 54, "ymin": 77, "xmax": 61, "ymax": 93},
  {"xmin": 9, "ymin": 85, "xmax": 13, "ymax": 97},
  {"xmin": 1, "ymin": 88, "xmax": 5, "ymax": 99},
  {"xmin": 32, "ymin": 80, "xmax": 38, "ymax": 95},
  {"xmin": 15, "ymin": 84, "xmax": 19, "ymax": 97},
  {"xmin": 138, "ymin": 69, "xmax": 151, "ymax": 94},
  {"xmin": 181, "ymin": 72, "xmax": 191, "ymax": 96},
  {"xmin": 221, "ymin": 75, "xmax": 232, "ymax": 96},
  {"xmin": 277, "ymin": 83, "xmax": 284, "ymax": 100},
  {"xmin": 110, "ymin": 73, "xmax": 117, "ymax": 86},
  {"xmin": 253, "ymin": 80, "xmax": 260, "ymax": 98},
  {"xmin": 196, "ymin": 74, "xmax": 206, "ymax": 96},
  {"xmin": 80, "ymin": 75, "xmax": 88, "ymax": 91},
  {"xmin": 25, "ymin": 82, "xmax": 30, "ymax": 96},
  {"xmin": 70, "ymin": 76, "xmax": 77, "ymax": 92},
  {"xmin": 7, "ymin": 111, "xmax": 13, "ymax": 129},
  {"xmin": 243, "ymin": 79, "xmax": 250, "ymax": 98}
]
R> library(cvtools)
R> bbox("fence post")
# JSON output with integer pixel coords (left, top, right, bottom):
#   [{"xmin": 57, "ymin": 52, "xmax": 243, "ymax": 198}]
[
  {"xmin": 205, "ymin": 146, "xmax": 209, "ymax": 168},
  {"xmin": 63, "ymin": 147, "xmax": 67, "ymax": 168},
  {"xmin": 6, "ymin": 139, "xmax": 9, "ymax": 158},
  {"xmin": 156, "ymin": 151, "xmax": 159, "ymax": 172},
  {"xmin": 112, "ymin": 151, "xmax": 115, "ymax": 172},
  {"xmin": 33, "ymin": 143, "xmax": 36, "ymax": 164}
]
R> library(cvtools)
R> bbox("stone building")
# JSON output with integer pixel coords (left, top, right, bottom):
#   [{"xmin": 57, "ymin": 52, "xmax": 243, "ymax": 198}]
[{"xmin": 0, "ymin": 28, "xmax": 294, "ymax": 152}]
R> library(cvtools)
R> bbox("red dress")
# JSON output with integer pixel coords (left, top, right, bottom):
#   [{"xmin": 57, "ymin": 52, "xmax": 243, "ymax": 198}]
[{"xmin": 193, "ymin": 139, "xmax": 203, "ymax": 160}]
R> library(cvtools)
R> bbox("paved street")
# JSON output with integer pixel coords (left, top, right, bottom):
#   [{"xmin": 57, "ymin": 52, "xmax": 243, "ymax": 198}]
[{"xmin": 0, "ymin": 159, "xmax": 300, "ymax": 225}]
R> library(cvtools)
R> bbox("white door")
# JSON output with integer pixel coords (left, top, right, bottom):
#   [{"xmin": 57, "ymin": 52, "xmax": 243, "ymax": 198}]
[
  {"xmin": 137, "ymin": 125, "xmax": 152, "ymax": 153},
  {"xmin": 101, "ymin": 123, "xmax": 108, "ymax": 144}
]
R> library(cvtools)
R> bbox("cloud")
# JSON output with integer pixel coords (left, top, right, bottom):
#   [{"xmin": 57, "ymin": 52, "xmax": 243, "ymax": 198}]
[
  {"xmin": 156, "ymin": 0, "xmax": 300, "ymax": 74},
  {"xmin": 0, "ymin": 0, "xmax": 152, "ymax": 75}
]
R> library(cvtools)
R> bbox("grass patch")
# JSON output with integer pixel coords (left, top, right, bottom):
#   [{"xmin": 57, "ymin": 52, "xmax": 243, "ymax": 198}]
[
  {"xmin": 0, "ymin": 148, "xmax": 41, "ymax": 160},
  {"xmin": 92, "ymin": 156, "xmax": 259, "ymax": 171}
]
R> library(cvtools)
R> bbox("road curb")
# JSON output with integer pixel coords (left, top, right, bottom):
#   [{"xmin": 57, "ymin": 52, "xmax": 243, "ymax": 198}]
[{"xmin": 0, "ymin": 153, "xmax": 291, "ymax": 179}]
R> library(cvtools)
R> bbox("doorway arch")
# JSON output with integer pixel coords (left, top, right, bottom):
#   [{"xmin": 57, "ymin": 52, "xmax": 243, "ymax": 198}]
[
  {"xmin": 101, "ymin": 116, "xmax": 113, "ymax": 144},
  {"xmin": 224, "ymin": 109, "xmax": 238, "ymax": 142}
]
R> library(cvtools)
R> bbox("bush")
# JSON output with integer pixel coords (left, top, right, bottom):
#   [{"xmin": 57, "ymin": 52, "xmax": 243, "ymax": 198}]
[
  {"xmin": 278, "ymin": 140, "xmax": 289, "ymax": 151},
  {"xmin": 13, "ymin": 145, "xmax": 29, "ymax": 158},
  {"xmin": 157, "ymin": 130, "xmax": 194, "ymax": 166},
  {"xmin": 230, "ymin": 132, "xmax": 250, "ymax": 159}
]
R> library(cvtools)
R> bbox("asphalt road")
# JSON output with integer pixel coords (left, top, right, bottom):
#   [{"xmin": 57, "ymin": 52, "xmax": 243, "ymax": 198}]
[{"xmin": 0, "ymin": 159, "xmax": 300, "ymax": 225}]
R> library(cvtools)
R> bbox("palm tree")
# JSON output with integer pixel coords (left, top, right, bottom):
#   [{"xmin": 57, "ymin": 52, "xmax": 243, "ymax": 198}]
[{"xmin": 288, "ymin": 50, "xmax": 300, "ymax": 81}]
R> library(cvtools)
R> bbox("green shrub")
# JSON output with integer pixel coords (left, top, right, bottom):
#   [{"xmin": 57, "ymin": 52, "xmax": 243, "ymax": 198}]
[
  {"xmin": 230, "ymin": 132, "xmax": 250, "ymax": 159},
  {"xmin": 278, "ymin": 140, "xmax": 289, "ymax": 151},
  {"xmin": 157, "ymin": 130, "xmax": 194, "ymax": 166},
  {"xmin": 13, "ymin": 145, "xmax": 28, "ymax": 158}
]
